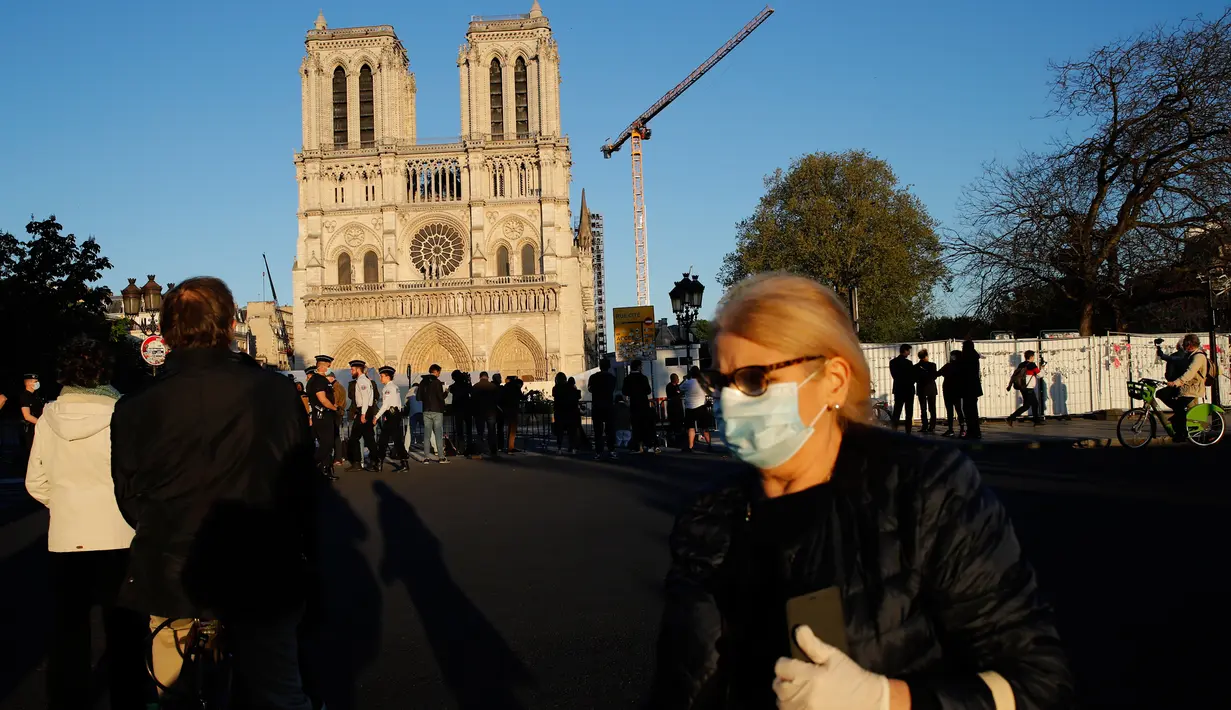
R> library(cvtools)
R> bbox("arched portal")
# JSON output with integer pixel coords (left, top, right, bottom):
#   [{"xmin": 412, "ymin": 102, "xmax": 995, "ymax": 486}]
[
  {"xmin": 399, "ymin": 323, "xmax": 473, "ymax": 377},
  {"xmin": 489, "ymin": 325, "xmax": 546, "ymax": 382}
]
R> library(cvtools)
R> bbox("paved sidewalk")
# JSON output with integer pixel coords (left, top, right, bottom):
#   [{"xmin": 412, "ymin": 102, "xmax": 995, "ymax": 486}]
[{"xmin": 941, "ymin": 417, "xmax": 1133, "ymax": 449}]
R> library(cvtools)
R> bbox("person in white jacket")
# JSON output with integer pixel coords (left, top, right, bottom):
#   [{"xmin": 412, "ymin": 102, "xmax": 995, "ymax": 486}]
[{"xmin": 25, "ymin": 336, "xmax": 150, "ymax": 708}]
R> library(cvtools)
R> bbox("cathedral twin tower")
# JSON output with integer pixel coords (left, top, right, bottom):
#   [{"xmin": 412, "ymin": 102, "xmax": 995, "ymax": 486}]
[{"xmin": 291, "ymin": 3, "xmax": 596, "ymax": 381}]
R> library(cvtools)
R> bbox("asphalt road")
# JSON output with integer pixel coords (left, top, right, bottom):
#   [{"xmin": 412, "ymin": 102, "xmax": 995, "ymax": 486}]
[{"xmin": 1, "ymin": 440, "xmax": 1227, "ymax": 709}]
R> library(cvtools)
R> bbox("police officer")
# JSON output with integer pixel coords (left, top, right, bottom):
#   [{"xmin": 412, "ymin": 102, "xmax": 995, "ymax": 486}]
[
  {"xmin": 346, "ymin": 360, "xmax": 378, "ymax": 471},
  {"xmin": 373, "ymin": 366, "xmax": 409, "ymax": 471},
  {"xmin": 307, "ymin": 355, "xmax": 339, "ymax": 480},
  {"xmin": 19, "ymin": 373, "xmax": 44, "ymax": 465}
]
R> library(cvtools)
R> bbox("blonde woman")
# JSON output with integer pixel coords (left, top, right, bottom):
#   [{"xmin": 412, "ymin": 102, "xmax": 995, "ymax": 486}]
[{"xmin": 649, "ymin": 273, "xmax": 1070, "ymax": 709}]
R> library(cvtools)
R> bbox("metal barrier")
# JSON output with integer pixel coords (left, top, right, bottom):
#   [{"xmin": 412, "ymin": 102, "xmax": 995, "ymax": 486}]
[{"xmin": 862, "ymin": 332, "xmax": 1227, "ymax": 421}]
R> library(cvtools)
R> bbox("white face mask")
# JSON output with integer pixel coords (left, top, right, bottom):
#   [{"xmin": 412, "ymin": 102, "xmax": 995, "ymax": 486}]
[
  {"xmin": 716, "ymin": 370, "xmax": 828, "ymax": 470},
  {"xmin": 31, "ymin": 382, "xmax": 41, "ymax": 391}
]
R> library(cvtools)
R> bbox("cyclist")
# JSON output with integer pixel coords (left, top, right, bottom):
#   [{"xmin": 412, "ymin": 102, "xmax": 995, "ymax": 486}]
[{"xmin": 1159, "ymin": 333, "xmax": 1209, "ymax": 442}]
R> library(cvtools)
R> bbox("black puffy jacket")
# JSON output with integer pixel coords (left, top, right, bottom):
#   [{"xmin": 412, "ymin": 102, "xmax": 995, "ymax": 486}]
[
  {"xmin": 111, "ymin": 347, "xmax": 317, "ymax": 621},
  {"xmin": 650, "ymin": 424, "xmax": 1072, "ymax": 709}
]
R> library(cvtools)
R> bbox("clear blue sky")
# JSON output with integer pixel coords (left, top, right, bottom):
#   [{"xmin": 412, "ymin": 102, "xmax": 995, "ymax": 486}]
[{"xmin": 0, "ymin": 0, "xmax": 1222, "ymax": 324}]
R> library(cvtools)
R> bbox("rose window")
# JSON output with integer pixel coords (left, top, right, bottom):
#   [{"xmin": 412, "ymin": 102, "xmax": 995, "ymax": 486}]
[{"xmin": 410, "ymin": 223, "xmax": 465, "ymax": 278}]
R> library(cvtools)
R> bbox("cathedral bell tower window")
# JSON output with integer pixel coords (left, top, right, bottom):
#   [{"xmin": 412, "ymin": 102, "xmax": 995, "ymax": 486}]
[
  {"xmin": 521, "ymin": 244, "xmax": 536, "ymax": 275},
  {"xmin": 338, "ymin": 253, "xmax": 352, "ymax": 285},
  {"xmin": 496, "ymin": 246, "xmax": 510, "ymax": 277},
  {"xmin": 363, "ymin": 250, "xmax": 380, "ymax": 283},
  {"xmin": 490, "ymin": 58, "xmax": 504, "ymax": 138},
  {"xmin": 332, "ymin": 67, "xmax": 348, "ymax": 148},
  {"xmin": 514, "ymin": 57, "xmax": 529, "ymax": 138},
  {"xmin": 359, "ymin": 65, "xmax": 375, "ymax": 148}
]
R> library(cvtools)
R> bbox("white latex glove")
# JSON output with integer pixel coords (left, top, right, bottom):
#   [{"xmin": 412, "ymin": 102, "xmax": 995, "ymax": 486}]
[{"xmin": 773, "ymin": 625, "xmax": 890, "ymax": 710}]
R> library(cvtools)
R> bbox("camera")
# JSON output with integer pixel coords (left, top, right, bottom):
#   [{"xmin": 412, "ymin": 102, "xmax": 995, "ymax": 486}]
[{"xmin": 1154, "ymin": 338, "xmax": 1165, "ymax": 346}]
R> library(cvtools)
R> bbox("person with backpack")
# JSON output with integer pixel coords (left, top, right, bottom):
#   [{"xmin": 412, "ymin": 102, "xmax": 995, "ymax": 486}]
[
  {"xmin": 1161, "ymin": 333, "xmax": 1210, "ymax": 442},
  {"xmin": 1006, "ymin": 350, "xmax": 1045, "ymax": 426}
]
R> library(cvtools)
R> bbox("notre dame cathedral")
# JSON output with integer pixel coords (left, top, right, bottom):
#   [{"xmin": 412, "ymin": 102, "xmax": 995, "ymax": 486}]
[{"xmin": 291, "ymin": 2, "xmax": 595, "ymax": 381}]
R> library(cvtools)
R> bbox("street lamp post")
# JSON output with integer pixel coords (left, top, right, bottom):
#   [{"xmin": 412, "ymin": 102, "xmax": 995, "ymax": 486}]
[
  {"xmin": 669, "ymin": 272, "xmax": 705, "ymax": 366},
  {"xmin": 1206, "ymin": 267, "xmax": 1226, "ymax": 407},
  {"xmin": 122, "ymin": 275, "xmax": 163, "ymax": 337}
]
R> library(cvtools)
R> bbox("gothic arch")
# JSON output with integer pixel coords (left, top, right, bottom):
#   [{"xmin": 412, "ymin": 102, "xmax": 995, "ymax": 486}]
[
  {"xmin": 329, "ymin": 333, "xmax": 383, "ymax": 370},
  {"xmin": 326, "ymin": 55, "xmax": 352, "ymax": 74},
  {"xmin": 353, "ymin": 53, "xmax": 379, "ymax": 73},
  {"xmin": 398, "ymin": 323, "xmax": 473, "ymax": 376},
  {"xmin": 325, "ymin": 222, "xmax": 380, "ymax": 260},
  {"xmin": 489, "ymin": 325, "xmax": 546, "ymax": 382},
  {"xmin": 488, "ymin": 214, "xmax": 538, "ymax": 254}
]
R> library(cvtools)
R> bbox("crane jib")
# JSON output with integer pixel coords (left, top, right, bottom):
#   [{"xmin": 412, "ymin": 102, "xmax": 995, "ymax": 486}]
[{"xmin": 599, "ymin": 5, "xmax": 774, "ymax": 157}]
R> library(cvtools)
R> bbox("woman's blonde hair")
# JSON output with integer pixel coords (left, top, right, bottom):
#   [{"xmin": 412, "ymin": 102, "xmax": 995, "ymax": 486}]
[{"xmin": 715, "ymin": 272, "xmax": 870, "ymax": 422}]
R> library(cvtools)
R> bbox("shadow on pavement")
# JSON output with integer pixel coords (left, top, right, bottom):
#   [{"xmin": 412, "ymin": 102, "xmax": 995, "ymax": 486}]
[
  {"xmin": 373, "ymin": 480, "xmax": 535, "ymax": 709},
  {"xmin": 0, "ymin": 534, "xmax": 49, "ymax": 705},
  {"xmin": 985, "ymin": 448, "xmax": 1228, "ymax": 707},
  {"xmin": 300, "ymin": 482, "xmax": 383, "ymax": 710}
]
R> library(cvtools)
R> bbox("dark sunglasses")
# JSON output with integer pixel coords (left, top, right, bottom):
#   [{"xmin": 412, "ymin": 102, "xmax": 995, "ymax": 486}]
[{"xmin": 700, "ymin": 355, "xmax": 827, "ymax": 397}]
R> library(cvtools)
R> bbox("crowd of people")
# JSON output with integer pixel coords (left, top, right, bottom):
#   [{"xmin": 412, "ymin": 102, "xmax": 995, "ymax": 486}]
[
  {"xmin": 15, "ymin": 271, "xmax": 1081, "ymax": 709},
  {"xmin": 889, "ymin": 340, "xmax": 986, "ymax": 438}
]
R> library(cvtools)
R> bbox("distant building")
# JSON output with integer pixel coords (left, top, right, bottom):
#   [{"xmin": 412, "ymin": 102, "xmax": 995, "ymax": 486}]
[
  {"xmin": 245, "ymin": 301, "xmax": 295, "ymax": 369},
  {"xmin": 290, "ymin": 4, "xmax": 593, "ymax": 381}
]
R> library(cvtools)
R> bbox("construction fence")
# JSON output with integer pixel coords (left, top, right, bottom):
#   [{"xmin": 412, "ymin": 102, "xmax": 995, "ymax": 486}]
[{"xmin": 865, "ymin": 333, "xmax": 1231, "ymax": 421}]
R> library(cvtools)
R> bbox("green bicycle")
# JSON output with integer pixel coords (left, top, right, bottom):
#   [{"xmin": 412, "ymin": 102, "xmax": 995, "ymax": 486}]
[{"xmin": 1116, "ymin": 378, "xmax": 1226, "ymax": 448}]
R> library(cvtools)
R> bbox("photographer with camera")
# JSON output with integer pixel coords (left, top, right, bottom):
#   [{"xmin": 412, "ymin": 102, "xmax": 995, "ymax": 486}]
[
  {"xmin": 1156, "ymin": 337, "xmax": 1188, "ymax": 383},
  {"xmin": 1006, "ymin": 350, "xmax": 1046, "ymax": 426}
]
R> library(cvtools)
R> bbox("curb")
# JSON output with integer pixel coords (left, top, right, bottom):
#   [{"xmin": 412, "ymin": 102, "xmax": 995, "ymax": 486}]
[{"xmin": 952, "ymin": 435, "xmax": 1182, "ymax": 451}]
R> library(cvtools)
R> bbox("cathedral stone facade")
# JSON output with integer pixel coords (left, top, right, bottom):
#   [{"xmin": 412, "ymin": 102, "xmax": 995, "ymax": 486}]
[{"xmin": 291, "ymin": 2, "xmax": 594, "ymax": 381}]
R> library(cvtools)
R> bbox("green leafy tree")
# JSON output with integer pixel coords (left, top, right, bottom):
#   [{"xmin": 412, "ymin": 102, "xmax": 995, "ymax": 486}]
[
  {"xmin": 0, "ymin": 216, "xmax": 114, "ymax": 387},
  {"xmin": 691, "ymin": 318, "xmax": 714, "ymax": 344},
  {"xmin": 718, "ymin": 151, "xmax": 946, "ymax": 342}
]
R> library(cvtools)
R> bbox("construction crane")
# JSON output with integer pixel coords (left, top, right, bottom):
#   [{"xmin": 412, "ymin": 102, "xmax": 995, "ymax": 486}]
[
  {"xmin": 262, "ymin": 253, "xmax": 293, "ymax": 369},
  {"xmin": 601, "ymin": 5, "xmax": 774, "ymax": 306}
]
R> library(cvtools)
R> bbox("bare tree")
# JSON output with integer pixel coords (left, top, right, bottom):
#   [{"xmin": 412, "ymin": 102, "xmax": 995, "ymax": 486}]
[{"xmin": 952, "ymin": 10, "xmax": 1231, "ymax": 334}]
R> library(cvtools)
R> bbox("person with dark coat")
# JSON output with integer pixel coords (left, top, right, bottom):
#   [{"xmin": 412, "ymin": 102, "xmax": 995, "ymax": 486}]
[
  {"xmin": 915, "ymin": 348, "xmax": 939, "ymax": 433},
  {"xmin": 623, "ymin": 359, "xmax": 656, "ymax": 453},
  {"xmin": 588, "ymin": 359, "xmax": 618, "ymax": 458},
  {"xmin": 306, "ymin": 355, "xmax": 339, "ymax": 479},
  {"xmin": 418, "ymin": 365, "xmax": 448, "ymax": 463},
  {"xmin": 110, "ymin": 277, "xmax": 315, "ymax": 708},
  {"xmin": 471, "ymin": 372, "xmax": 501, "ymax": 458},
  {"xmin": 500, "ymin": 376, "xmax": 525, "ymax": 453},
  {"xmin": 18, "ymin": 372, "xmax": 45, "ymax": 461},
  {"xmin": 936, "ymin": 350, "xmax": 966, "ymax": 437},
  {"xmin": 568, "ymin": 376, "xmax": 587, "ymax": 449},
  {"xmin": 449, "ymin": 370, "xmax": 473, "ymax": 455},
  {"xmin": 552, "ymin": 372, "xmax": 580, "ymax": 453},
  {"xmin": 958, "ymin": 339, "xmax": 984, "ymax": 439},
  {"xmin": 888, "ymin": 344, "xmax": 916, "ymax": 434},
  {"xmin": 666, "ymin": 373, "xmax": 685, "ymax": 446},
  {"xmin": 650, "ymin": 273, "xmax": 1071, "ymax": 710}
]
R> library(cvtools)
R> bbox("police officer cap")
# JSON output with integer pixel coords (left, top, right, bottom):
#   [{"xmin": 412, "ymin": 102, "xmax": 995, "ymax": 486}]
[
  {"xmin": 22, "ymin": 373, "xmax": 38, "ymax": 381},
  {"xmin": 348, "ymin": 359, "xmax": 367, "ymax": 369},
  {"xmin": 314, "ymin": 355, "xmax": 334, "ymax": 364},
  {"xmin": 304, "ymin": 367, "xmax": 314, "ymax": 376},
  {"xmin": 378, "ymin": 366, "xmax": 396, "ymax": 377}
]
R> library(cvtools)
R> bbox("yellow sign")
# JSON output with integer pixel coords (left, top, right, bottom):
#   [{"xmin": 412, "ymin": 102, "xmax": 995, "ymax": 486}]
[{"xmin": 613, "ymin": 306, "xmax": 656, "ymax": 363}]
